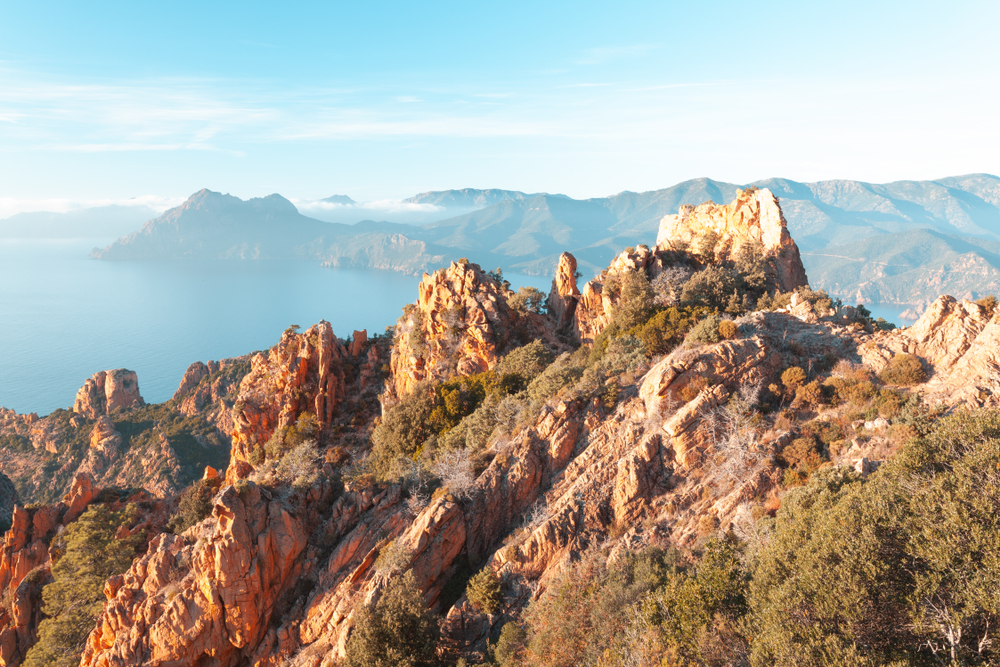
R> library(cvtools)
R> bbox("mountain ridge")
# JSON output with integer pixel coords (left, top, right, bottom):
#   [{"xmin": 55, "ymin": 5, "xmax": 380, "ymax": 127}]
[{"xmin": 87, "ymin": 174, "xmax": 1000, "ymax": 302}]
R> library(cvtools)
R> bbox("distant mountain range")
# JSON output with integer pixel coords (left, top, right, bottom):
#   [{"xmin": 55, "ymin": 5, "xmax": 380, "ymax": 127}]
[
  {"xmin": 21, "ymin": 174, "xmax": 1000, "ymax": 304},
  {"xmin": 0, "ymin": 205, "xmax": 159, "ymax": 239}
]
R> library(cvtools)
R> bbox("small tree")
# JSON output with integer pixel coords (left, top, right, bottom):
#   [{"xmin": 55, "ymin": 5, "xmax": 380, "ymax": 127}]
[
  {"xmin": 344, "ymin": 570, "xmax": 440, "ymax": 667},
  {"xmin": 466, "ymin": 567, "xmax": 502, "ymax": 615},
  {"xmin": 25, "ymin": 504, "xmax": 142, "ymax": 667},
  {"xmin": 509, "ymin": 286, "xmax": 547, "ymax": 315}
]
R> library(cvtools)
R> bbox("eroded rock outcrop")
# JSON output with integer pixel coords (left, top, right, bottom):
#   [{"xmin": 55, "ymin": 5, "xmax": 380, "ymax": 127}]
[
  {"xmin": 861, "ymin": 295, "xmax": 1000, "ymax": 406},
  {"xmin": 572, "ymin": 244, "xmax": 662, "ymax": 345},
  {"xmin": 80, "ymin": 482, "xmax": 319, "ymax": 667},
  {"xmin": 656, "ymin": 187, "xmax": 808, "ymax": 293},
  {"xmin": 73, "ymin": 369, "xmax": 144, "ymax": 419},
  {"xmin": 388, "ymin": 261, "xmax": 560, "ymax": 401},
  {"xmin": 0, "ymin": 474, "xmax": 102, "ymax": 666},
  {"xmin": 547, "ymin": 252, "xmax": 580, "ymax": 330},
  {"xmin": 228, "ymin": 322, "xmax": 348, "ymax": 481}
]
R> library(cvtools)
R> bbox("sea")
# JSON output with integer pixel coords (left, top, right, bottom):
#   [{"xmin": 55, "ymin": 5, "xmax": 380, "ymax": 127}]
[{"xmin": 0, "ymin": 239, "xmax": 552, "ymax": 416}]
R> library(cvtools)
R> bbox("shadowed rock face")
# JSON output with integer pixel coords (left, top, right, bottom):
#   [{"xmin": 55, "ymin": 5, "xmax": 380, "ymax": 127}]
[
  {"xmin": 72, "ymin": 369, "xmax": 144, "ymax": 419},
  {"xmin": 0, "ymin": 474, "xmax": 16, "ymax": 532},
  {"xmin": 656, "ymin": 187, "xmax": 808, "ymax": 293}
]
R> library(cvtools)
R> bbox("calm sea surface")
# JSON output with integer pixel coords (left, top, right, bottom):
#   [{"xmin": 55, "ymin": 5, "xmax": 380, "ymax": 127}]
[{"xmin": 0, "ymin": 239, "xmax": 551, "ymax": 415}]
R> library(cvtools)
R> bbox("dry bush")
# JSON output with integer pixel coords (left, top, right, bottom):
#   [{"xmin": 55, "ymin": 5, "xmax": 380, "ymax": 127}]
[
  {"xmin": 678, "ymin": 375, "xmax": 709, "ymax": 403},
  {"xmin": 879, "ymin": 353, "xmax": 927, "ymax": 386},
  {"xmin": 781, "ymin": 367, "xmax": 807, "ymax": 392},
  {"xmin": 718, "ymin": 319, "xmax": 738, "ymax": 340}
]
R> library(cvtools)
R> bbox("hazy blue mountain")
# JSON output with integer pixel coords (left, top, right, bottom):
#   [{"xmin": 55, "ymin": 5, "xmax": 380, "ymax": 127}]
[
  {"xmin": 0, "ymin": 205, "xmax": 159, "ymax": 239},
  {"xmin": 92, "ymin": 190, "xmax": 454, "ymax": 273},
  {"xmin": 320, "ymin": 195, "xmax": 356, "ymax": 205},
  {"xmin": 802, "ymin": 228, "xmax": 1000, "ymax": 304},
  {"xmin": 91, "ymin": 175, "xmax": 1000, "ymax": 301}
]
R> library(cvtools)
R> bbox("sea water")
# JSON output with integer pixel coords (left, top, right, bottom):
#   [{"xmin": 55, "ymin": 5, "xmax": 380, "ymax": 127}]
[{"xmin": 0, "ymin": 239, "xmax": 551, "ymax": 415}]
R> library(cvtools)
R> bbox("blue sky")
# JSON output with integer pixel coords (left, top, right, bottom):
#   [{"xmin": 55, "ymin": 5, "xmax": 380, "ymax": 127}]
[{"xmin": 1, "ymin": 0, "xmax": 998, "ymax": 214}]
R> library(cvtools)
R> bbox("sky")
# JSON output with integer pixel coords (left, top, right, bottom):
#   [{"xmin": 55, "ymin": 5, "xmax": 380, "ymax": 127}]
[{"xmin": 1, "ymin": 0, "xmax": 999, "ymax": 215}]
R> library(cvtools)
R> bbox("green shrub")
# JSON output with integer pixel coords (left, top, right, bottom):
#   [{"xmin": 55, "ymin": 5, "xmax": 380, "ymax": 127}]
[
  {"xmin": 976, "ymin": 294, "xmax": 997, "ymax": 317},
  {"xmin": 750, "ymin": 413, "xmax": 1000, "ymax": 665},
  {"xmin": 344, "ymin": 570, "xmax": 440, "ymax": 667},
  {"xmin": 167, "ymin": 476, "xmax": 222, "ymax": 533},
  {"xmin": 778, "ymin": 436, "xmax": 825, "ymax": 473},
  {"xmin": 625, "ymin": 306, "xmax": 707, "ymax": 356},
  {"xmin": 493, "ymin": 622, "xmax": 527, "ymax": 667},
  {"xmin": 370, "ymin": 386, "xmax": 436, "ymax": 476},
  {"xmin": 466, "ymin": 567, "xmax": 502, "ymax": 615},
  {"xmin": 680, "ymin": 266, "xmax": 738, "ymax": 310},
  {"xmin": 495, "ymin": 340, "xmax": 554, "ymax": 384},
  {"xmin": 641, "ymin": 538, "xmax": 749, "ymax": 664},
  {"xmin": 521, "ymin": 546, "xmax": 676, "ymax": 667},
  {"xmin": 686, "ymin": 313, "xmax": 723, "ymax": 345},
  {"xmin": 610, "ymin": 269, "xmax": 656, "ymax": 331},
  {"xmin": 25, "ymin": 504, "xmax": 142, "ymax": 667},
  {"xmin": 508, "ymin": 286, "xmax": 547, "ymax": 314},
  {"xmin": 879, "ymin": 353, "xmax": 926, "ymax": 386}
]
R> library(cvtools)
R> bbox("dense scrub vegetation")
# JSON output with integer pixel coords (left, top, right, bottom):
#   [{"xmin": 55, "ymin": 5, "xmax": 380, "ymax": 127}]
[
  {"xmin": 24, "ymin": 503, "xmax": 142, "ymax": 667},
  {"xmin": 344, "ymin": 571, "xmax": 441, "ymax": 667},
  {"xmin": 360, "ymin": 410, "xmax": 1000, "ymax": 667}
]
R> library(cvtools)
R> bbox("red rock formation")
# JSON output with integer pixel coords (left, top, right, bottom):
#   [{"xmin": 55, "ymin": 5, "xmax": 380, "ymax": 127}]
[
  {"xmin": 172, "ymin": 361, "xmax": 210, "ymax": 400},
  {"xmin": 547, "ymin": 252, "xmax": 580, "ymax": 330},
  {"xmin": 572, "ymin": 245, "xmax": 661, "ymax": 345},
  {"xmin": 73, "ymin": 369, "xmax": 144, "ymax": 419},
  {"xmin": 656, "ymin": 187, "xmax": 808, "ymax": 293},
  {"xmin": 861, "ymin": 295, "xmax": 1000, "ymax": 406},
  {"xmin": 80, "ymin": 481, "xmax": 332, "ymax": 667},
  {"xmin": 228, "ymin": 321, "xmax": 348, "ymax": 481},
  {"xmin": 0, "ymin": 474, "xmax": 100, "ymax": 666},
  {"xmin": 350, "ymin": 330, "xmax": 368, "ymax": 357},
  {"xmin": 388, "ymin": 261, "xmax": 559, "ymax": 400}
]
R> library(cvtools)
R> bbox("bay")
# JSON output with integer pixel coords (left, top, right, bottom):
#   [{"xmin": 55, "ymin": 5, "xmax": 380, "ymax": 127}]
[{"xmin": 0, "ymin": 239, "xmax": 551, "ymax": 415}]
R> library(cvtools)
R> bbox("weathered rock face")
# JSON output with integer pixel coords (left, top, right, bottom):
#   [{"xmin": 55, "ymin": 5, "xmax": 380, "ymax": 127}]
[
  {"xmin": 80, "ymin": 480, "xmax": 333, "ymax": 667},
  {"xmin": 547, "ymin": 252, "xmax": 580, "ymax": 330},
  {"xmin": 73, "ymin": 369, "xmax": 145, "ymax": 419},
  {"xmin": 0, "ymin": 473, "xmax": 100, "ymax": 666},
  {"xmin": 0, "ymin": 503, "xmax": 55, "ymax": 667},
  {"xmin": 172, "ymin": 361, "xmax": 210, "ymax": 400},
  {"xmin": 655, "ymin": 187, "xmax": 808, "ymax": 293},
  {"xmin": 388, "ymin": 261, "xmax": 560, "ymax": 401},
  {"xmin": 173, "ymin": 356, "xmax": 250, "ymax": 439},
  {"xmin": 861, "ymin": 295, "xmax": 1000, "ymax": 406},
  {"xmin": 228, "ymin": 322, "xmax": 348, "ymax": 481},
  {"xmin": 572, "ymin": 245, "xmax": 661, "ymax": 345}
]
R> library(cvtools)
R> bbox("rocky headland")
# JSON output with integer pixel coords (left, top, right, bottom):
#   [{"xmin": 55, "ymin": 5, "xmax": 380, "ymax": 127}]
[{"xmin": 2, "ymin": 188, "xmax": 999, "ymax": 666}]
